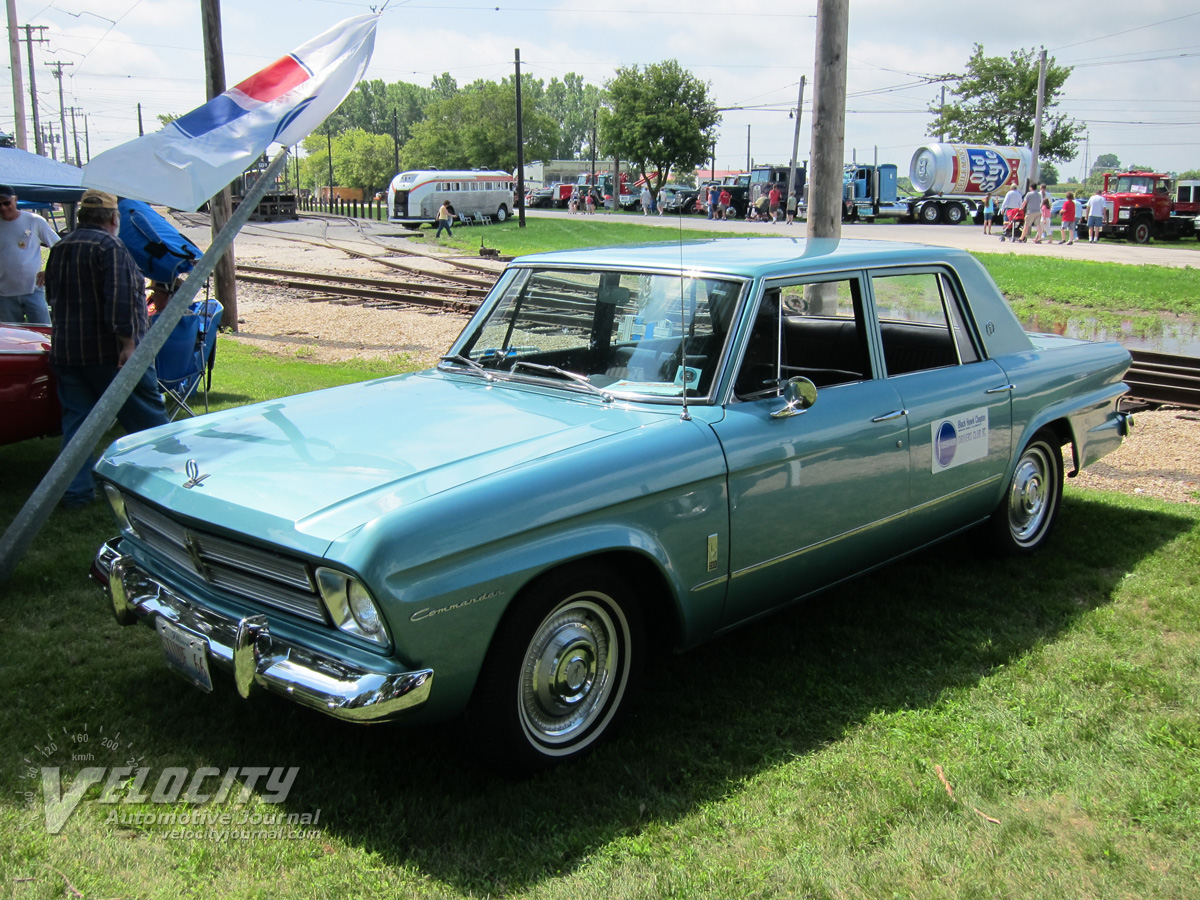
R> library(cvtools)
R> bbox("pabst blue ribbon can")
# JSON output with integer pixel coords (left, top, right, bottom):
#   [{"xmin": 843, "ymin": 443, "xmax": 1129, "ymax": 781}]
[{"xmin": 909, "ymin": 144, "xmax": 1033, "ymax": 196}]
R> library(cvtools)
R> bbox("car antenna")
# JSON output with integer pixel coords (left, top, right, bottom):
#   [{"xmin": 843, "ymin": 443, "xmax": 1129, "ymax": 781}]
[{"xmin": 677, "ymin": 208, "xmax": 691, "ymax": 421}]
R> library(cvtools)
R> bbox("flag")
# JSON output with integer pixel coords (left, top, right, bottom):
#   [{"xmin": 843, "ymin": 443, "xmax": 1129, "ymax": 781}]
[{"xmin": 83, "ymin": 14, "xmax": 378, "ymax": 211}]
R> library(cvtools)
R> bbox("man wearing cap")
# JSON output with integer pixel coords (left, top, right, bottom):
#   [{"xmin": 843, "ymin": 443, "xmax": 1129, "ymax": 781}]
[
  {"xmin": 45, "ymin": 189, "xmax": 168, "ymax": 508},
  {"xmin": 0, "ymin": 184, "xmax": 59, "ymax": 324}
]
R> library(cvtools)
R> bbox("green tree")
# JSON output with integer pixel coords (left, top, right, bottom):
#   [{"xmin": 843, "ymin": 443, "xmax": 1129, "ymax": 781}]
[
  {"xmin": 1038, "ymin": 161, "xmax": 1059, "ymax": 185},
  {"xmin": 543, "ymin": 73, "xmax": 604, "ymax": 159},
  {"xmin": 299, "ymin": 128, "xmax": 396, "ymax": 193},
  {"xmin": 599, "ymin": 60, "xmax": 720, "ymax": 195},
  {"xmin": 400, "ymin": 76, "xmax": 556, "ymax": 171},
  {"xmin": 927, "ymin": 45, "xmax": 1081, "ymax": 164}
]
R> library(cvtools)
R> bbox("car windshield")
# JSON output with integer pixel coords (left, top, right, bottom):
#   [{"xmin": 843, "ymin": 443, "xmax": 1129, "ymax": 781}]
[{"xmin": 448, "ymin": 267, "xmax": 744, "ymax": 402}]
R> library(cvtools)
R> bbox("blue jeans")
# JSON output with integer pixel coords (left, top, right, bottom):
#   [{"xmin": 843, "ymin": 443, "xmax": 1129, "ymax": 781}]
[
  {"xmin": 51, "ymin": 362, "xmax": 169, "ymax": 505},
  {"xmin": 435, "ymin": 218, "xmax": 453, "ymax": 237},
  {"xmin": 0, "ymin": 287, "xmax": 51, "ymax": 324}
]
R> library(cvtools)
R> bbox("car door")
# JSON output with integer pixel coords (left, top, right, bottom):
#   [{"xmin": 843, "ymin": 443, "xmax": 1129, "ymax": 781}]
[
  {"xmin": 712, "ymin": 274, "xmax": 912, "ymax": 631},
  {"xmin": 867, "ymin": 268, "xmax": 1013, "ymax": 543}
]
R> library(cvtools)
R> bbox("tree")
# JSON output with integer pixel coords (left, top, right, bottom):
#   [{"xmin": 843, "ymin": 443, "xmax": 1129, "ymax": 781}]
[
  {"xmin": 400, "ymin": 76, "xmax": 556, "ymax": 171},
  {"xmin": 543, "ymin": 73, "xmax": 604, "ymax": 159},
  {"xmin": 1038, "ymin": 161, "xmax": 1059, "ymax": 185},
  {"xmin": 599, "ymin": 60, "xmax": 720, "ymax": 195},
  {"xmin": 927, "ymin": 45, "xmax": 1081, "ymax": 164},
  {"xmin": 299, "ymin": 128, "xmax": 395, "ymax": 193}
]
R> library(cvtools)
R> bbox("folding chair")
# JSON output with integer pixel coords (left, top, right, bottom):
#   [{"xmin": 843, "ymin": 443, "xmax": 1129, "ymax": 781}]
[{"xmin": 154, "ymin": 299, "xmax": 223, "ymax": 419}]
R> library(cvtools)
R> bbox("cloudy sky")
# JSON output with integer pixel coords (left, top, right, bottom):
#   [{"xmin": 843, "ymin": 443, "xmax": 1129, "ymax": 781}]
[{"xmin": 4, "ymin": 0, "xmax": 1198, "ymax": 178}]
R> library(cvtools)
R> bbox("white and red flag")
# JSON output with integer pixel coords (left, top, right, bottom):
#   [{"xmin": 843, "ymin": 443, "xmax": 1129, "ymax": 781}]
[{"xmin": 83, "ymin": 14, "xmax": 378, "ymax": 211}]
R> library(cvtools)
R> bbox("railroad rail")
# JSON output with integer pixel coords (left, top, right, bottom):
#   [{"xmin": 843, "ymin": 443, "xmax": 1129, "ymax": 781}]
[
  {"xmin": 1125, "ymin": 349, "xmax": 1200, "ymax": 410},
  {"xmin": 233, "ymin": 265, "xmax": 487, "ymax": 313}
]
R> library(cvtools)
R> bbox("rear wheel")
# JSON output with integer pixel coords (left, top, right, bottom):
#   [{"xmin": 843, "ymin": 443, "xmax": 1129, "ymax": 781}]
[
  {"xmin": 919, "ymin": 202, "xmax": 942, "ymax": 224},
  {"xmin": 944, "ymin": 202, "xmax": 966, "ymax": 225},
  {"xmin": 495, "ymin": 205, "xmax": 508, "ymax": 222},
  {"xmin": 986, "ymin": 431, "xmax": 1063, "ymax": 555},
  {"xmin": 471, "ymin": 564, "xmax": 644, "ymax": 774}
]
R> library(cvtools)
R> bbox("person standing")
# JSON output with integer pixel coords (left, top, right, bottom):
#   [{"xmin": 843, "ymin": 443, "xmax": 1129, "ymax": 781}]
[
  {"xmin": 768, "ymin": 183, "xmax": 782, "ymax": 223},
  {"xmin": 982, "ymin": 193, "xmax": 995, "ymax": 235},
  {"xmin": 1020, "ymin": 182, "xmax": 1043, "ymax": 243},
  {"xmin": 707, "ymin": 185, "xmax": 718, "ymax": 220},
  {"xmin": 718, "ymin": 187, "xmax": 732, "ymax": 219},
  {"xmin": 1039, "ymin": 192, "xmax": 1053, "ymax": 243},
  {"xmin": 640, "ymin": 184, "xmax": 652, "ymax": 216},
  {"xmin": 1086, "ymin": 190, "xmax": 1106, "ymax": 243},
  {"xmin": 999, "ymin": 181, "xmax": 1024, "ymax": 242},
  {"xmin": 46, "ymin": 189, "xmax": 168, "ymax": 509},
  {"xmin": 1059, "ymin": 192, "xmax": 1077, "ymax": 244},
  {"xmin": 434, "ymin": 200, "xmax": 454, "ymax": 238},
  {"xmin": 786, "ymin": 192, "xmax": 798, "ymax": 225},
  {"xmin": 0, "ymin": 184, "xmax": 60, "ymax": 324}
]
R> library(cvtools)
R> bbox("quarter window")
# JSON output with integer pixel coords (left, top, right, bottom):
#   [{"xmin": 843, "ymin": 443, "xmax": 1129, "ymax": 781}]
[{"xmin": 870, "ymin": 271, "xmax": 979, "ymax": 376}]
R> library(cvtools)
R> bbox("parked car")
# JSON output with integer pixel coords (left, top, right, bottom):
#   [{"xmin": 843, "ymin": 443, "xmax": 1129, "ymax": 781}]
[
  {"xmin": 92, "ymin": 238, "xmax": 1133, "ymax": 772},
  {"xmin": 0, "ymin": 323, "xmax": 60, "ymax": 446},
  {"xmin": 663, "ymin": 187, "xmax": 700, "ymax": 214}
]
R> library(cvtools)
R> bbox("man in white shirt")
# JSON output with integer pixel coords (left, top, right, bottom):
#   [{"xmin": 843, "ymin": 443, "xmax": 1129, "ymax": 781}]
[
  {"xmin": 999, "ymin": 182, "xmax": 1024, "ymax": 242},
  {"xmin": 1085, "ymin": 191, "xmax": 1107, "ymax": 243},
  {"xmin": 0, "ymin": 184, "xmax": 60, "ymax": 324}
]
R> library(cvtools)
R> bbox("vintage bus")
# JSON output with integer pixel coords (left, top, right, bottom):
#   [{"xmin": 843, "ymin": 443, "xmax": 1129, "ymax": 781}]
[{"xmin": 387, "ymin": 169, "xmax": 515, "ymax": 226}]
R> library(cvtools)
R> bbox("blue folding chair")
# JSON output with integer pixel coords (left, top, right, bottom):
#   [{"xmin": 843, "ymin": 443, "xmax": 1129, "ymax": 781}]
[{"xmin": 154, "ymin": 299, "xmax": 223, "ymax": 419}]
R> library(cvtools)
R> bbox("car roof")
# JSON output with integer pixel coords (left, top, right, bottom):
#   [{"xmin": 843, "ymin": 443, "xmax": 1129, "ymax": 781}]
[{"xmin": 511, "ymin": 237, "xmax": 973, "ymax": 279}]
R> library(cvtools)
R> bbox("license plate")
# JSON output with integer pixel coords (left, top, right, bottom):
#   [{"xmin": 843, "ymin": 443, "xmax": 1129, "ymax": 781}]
[{"xmin": 156, "ymin": 617, "xmax": 213, "ymax": 692}]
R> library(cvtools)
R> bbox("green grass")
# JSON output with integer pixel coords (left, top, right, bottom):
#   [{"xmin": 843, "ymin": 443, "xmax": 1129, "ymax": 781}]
[{"xmin": 2, "ymin": 340, "xmax": 1199, "ymax": 898}]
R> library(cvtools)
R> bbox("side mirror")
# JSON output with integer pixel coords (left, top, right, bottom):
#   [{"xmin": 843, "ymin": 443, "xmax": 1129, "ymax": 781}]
[{"xmin": 770, "ymin": 376, "xmax": 818, "ymax": 419}]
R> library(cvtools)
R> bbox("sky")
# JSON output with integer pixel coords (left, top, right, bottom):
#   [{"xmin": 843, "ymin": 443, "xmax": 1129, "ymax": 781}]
[{"xmin": 3, "ymin": 0, "xmax": 1199, "ymax": 180}]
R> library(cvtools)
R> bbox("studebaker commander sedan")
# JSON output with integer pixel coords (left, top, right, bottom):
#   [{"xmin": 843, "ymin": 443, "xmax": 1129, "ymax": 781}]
[{"xmin": 92, "ymin": 238, "xmax": 1133, "ymax": 772}]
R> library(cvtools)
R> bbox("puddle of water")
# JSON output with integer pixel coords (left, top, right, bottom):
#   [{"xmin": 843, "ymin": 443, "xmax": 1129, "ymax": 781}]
[{"xmin": 1021, "ymin": 313, "xmax": 1200, "ymax": 357}]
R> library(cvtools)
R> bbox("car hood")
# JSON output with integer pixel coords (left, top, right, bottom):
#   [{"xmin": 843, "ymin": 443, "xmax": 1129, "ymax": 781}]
[{"xmin": 97, "ymin": 371, "xmax": 676, "ymax": 553}]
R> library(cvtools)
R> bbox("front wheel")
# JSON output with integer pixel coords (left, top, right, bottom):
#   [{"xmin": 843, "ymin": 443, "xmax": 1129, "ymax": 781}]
[
  {"xmin": 986, "ymin": 431, "xmax": 1063, "ymax": 555},
  {"xmin": 495, "ymin": 205, "xmax": 508, "ymax": 222},
  {"xmin": 471, "ymin": 565, "xmax": 644, "ymax": 774},
  {"xmin": 1130, "ymin": 218, "xmax": 1152, "ymax": 243}
]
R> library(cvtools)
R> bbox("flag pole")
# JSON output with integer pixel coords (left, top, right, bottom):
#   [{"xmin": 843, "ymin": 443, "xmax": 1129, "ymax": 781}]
[{"xmin": 0, "ymin": 148, "xmax": 290, "ymax": 585}]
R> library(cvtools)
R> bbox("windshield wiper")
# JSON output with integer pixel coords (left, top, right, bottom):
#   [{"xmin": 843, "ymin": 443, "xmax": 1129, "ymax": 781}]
[
  {"xmin": 509, "ymin": 361, "xmax": 612, "ymax": 401},
  {"xmin": 439, "ymin": 354, "xmax": 495, "ymax": 380}
]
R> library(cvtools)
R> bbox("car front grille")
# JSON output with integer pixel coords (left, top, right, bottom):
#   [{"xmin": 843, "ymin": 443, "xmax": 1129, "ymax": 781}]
[{"xmin": 122, "ymin": 495, "xmax": 328, "ymax": 624}]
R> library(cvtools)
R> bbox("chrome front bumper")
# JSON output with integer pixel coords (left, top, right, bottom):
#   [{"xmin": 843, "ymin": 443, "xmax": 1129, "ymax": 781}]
[{"xmin": 92, "ymin": 539, "xmax": 433, "ymax": 722}]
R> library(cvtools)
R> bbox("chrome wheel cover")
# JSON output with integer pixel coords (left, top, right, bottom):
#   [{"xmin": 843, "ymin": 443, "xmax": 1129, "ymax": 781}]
[
  {"xmin": 518, "ymin": 594, "xmax": 627, "ymax": 749},
  {"xmin": 1007, "ymin": 443, "xmax": 1054, "ymax": 546}
]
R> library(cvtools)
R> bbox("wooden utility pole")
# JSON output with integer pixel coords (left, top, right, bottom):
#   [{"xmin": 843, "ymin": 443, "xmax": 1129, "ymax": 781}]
[
  {"xmin": 514, "ymin": 48, "xmax": 526, "ymax": 227},
  {"xmin": 46, "ymin": 61, "xmax": 72, "ymax": 163},
  {"xmin": 22, "ymin": 25, "xmax": 48, "ymax": 155},
  {"xmin": 201, "ymin": 0, "xmax": 238, "ymax": 329},
  {"xmin": 807, "ymin": 0, "xmax": 849, "ymax": 241},
  {"xmin": 6, "ymin": 0, "xmax": 27, "ymax": 150},
  {"xmin": 786, "ymin": 76, "xmax": 806, "ymax": 210}
]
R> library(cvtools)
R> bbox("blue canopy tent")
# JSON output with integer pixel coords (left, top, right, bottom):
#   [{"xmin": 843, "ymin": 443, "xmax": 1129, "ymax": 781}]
[{"xmin": 0, "ymin": 147, "xmax": 85, "ymax": 203}]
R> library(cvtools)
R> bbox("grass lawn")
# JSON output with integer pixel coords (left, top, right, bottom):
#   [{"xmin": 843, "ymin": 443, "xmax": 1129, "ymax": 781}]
[
  {"xmin": 2, "ymin": 338, "xmax": 1199, "ymax": 898},
  {"xmin": 4, "ymin": 223, "xmax": 1199, "ymax": 897}
]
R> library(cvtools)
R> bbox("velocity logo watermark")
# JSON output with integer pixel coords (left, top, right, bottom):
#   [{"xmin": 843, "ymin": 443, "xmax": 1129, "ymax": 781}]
[{"xmin": 35, "ymin": 765, "xmax": 300, "ymax": 834}]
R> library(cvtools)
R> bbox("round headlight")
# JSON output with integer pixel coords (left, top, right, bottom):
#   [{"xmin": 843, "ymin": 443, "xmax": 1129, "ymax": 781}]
[{"xmin": 347, "ymin": 581, "xmax": 381, "ymax": 635}]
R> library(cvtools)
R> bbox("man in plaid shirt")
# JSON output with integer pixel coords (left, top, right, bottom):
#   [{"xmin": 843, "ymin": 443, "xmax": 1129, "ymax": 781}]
[{"xmin": 46, "ymin": 189, "xmax": 168, "ymax": 509}]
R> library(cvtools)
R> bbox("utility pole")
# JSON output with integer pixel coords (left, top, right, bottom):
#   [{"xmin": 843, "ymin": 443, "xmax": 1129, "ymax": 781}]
[
  {"xmin": 392, "ymin": 108, "xmax": 399, "ymax": 175},
  {"xmin": 325, "ymin": 127, "xmax": 334, "ymax": 203},
  {"xmin": 200, "ymin": 0, "xmax": 238, "ymax": 330},
  {"xmin": 21, "ymin": 25, "xmax": 48, "ymax": 155},
  {"xmin": 82, "ymin": 112, "xmax": 89, "ymax": 161},
  {"xmin": 68, "ymin": 106, "xmax": 82, "ymax": 167},
  {"xmin": 137, "ymin": 102, "xmax": 144, "ymax": 135},
  {"xmin": 939, "ymin": 85, "xmax": 946, "ymax": 143},
  {"xmin": 746, "ymin": 125, "xmax": 751, "ymax": 174},
  {"xmin": 6, "ymin": 0, "xmax": 27, "ymax": 150},
  {"xmin": 786, "ymin": 75, "xmax": 806, "ymax": 211},
  {"xmin": 1030, "ymin": 48, "xmax": 1048, "ymax": 184},
  {"xmin": 43, "ymin": 119, "xmax": 55, "ymax": 159},
  {"xmin": 589, "ymin": 108, "xmax": 597, "ymax": 193},
  {"xmin": 514, "ymin": 48, "xmax": 526, "ymax": 227},
  {"xmin": 46, "ymin": 61, "xmax": 72, "ymax": 163},
  {"xmin": 807, "ymin": 0, "xmax": 849, "ymax": 243}
]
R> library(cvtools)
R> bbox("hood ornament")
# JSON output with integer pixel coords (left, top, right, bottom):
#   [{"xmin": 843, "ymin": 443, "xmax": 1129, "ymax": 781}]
[{"xmin": 183, "ymin": 459, "xmax": 210, "ymax": 489}]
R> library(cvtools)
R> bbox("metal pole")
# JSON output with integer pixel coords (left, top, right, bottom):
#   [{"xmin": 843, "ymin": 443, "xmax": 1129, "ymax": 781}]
[
  {"xmin": 0, "ymin": 151, "xmax": 289, "ymax": 585},
  {"xmin": 807, "ymin": 0, "xmax": 849, "ymax": 241},
  {"xmin": 1030, "ymin": 48, "xmax": 1047, "ymax": 184},
  {"xmin": 515, "ymin": 48, "xmax": 526, "ymax": 227},
  {"xmin": 6, "ymin": 0, "xmax": 27, "ymax": 150},
  {"xmin": 326, "ymin": 128, "xmax": 334, "ymax": 206},
  {"xmin": 786, "ymin": 76, "xmax": 806, "ymax": 208}
]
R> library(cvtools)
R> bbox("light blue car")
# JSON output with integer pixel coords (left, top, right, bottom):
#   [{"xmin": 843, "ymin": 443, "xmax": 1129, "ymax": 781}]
[{"xmin": 93, "ymin": 238, "xmax": 1133, "ymax": 772}]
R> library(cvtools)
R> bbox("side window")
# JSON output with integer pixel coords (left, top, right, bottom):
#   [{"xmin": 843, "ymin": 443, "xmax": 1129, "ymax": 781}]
[
  {"xmin": 735, "ymin": 277, "xmax": 870, "ymax": 399},
  {"xmin": 871, "ymin": 271, "xmax": 979, "ymax": 377}
]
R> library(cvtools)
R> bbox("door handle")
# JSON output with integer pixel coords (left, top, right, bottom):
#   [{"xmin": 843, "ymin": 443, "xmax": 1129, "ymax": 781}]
[
  {"xmin": 871, "ymin": 409, "xmax": 908, "ymax": 422},
  {"xmin": 986, "ymin": 383, "xmax": 1016, "ymax": 394}
]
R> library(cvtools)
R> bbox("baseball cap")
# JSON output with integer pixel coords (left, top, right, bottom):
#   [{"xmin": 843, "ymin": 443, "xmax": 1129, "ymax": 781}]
[
  {"xmin": 0, "ymin": 184, "xmax": 15, "ymax": 198},
  {"xmin": 80, "ymin": 189, "xmax": 119, "ymax": 210}
]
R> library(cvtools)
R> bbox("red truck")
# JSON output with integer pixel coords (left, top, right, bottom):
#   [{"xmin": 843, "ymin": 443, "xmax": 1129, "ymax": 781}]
[{"xmin": 1095, "ymin": 171, "xmax": 1199, "ymax": 243}]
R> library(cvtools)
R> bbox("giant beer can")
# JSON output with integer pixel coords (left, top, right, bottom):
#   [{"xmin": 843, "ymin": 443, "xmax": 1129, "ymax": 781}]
[{"xmin": 909, "ymin": 144, "xmax": 1032, "ymax": 196}]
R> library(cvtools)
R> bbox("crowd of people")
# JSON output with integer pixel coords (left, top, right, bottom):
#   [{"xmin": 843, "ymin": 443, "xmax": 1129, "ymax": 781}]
[{"xmin": 987, "ymin": 181, "xmax": 1108, "ymax": 245}]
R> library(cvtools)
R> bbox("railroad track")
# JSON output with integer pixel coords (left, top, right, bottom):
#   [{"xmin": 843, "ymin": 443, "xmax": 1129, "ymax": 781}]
[
  {"xmin": 1125, "ymin": 349, "xmax": 1200, "ymax": 410},
  {"xmin": 234, "ymin": 265, "xmax": 490, "ymax": 313}
]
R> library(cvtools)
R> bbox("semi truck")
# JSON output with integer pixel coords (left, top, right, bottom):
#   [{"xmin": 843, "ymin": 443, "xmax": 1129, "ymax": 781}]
[
  {"xmin": 842, "ymin": 143, "xmax": 1033, "ymax": 225},
  {"xmin": 1091, "ymin": 171, "xmax": 1199, "ymax": 243}
]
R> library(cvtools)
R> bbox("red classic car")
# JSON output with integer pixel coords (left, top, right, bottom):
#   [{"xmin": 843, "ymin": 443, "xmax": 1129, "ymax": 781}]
[{"xmin": 0, "ymin": 323, "xmax": 60, "ymax": 445}]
